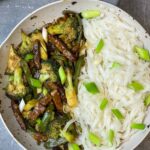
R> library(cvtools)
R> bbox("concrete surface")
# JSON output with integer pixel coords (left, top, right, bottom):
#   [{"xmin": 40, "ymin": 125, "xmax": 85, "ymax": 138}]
[{"xmin": 0, "ymin": 0, "xmax": 149, "ymax": 150}]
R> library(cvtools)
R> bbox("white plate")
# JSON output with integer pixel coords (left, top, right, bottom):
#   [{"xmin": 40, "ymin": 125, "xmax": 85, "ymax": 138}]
[{"xmin": 0, "ymin": 0, "xmax": 150, "ymax": 149}]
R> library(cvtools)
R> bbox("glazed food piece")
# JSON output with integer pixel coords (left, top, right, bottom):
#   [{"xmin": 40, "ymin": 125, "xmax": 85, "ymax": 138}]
[{"xmin": 5, "ymin": 10, "xmax": 85, "ymax": 149}]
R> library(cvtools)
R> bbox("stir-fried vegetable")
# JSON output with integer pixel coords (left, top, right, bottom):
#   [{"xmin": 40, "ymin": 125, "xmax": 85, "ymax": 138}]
[
  {"xmin": 131, "ymin": 123, "xmax": 145, "ymax": 130},
  {"xmin": 81, "ymin": 10, "xmax": 100, "ymax": 19},
  {"xmin": 112, "ymin": 109, "xmax": 124, "ymax": 120},
  {"xmin": 5, "ymin": 45, "xmax": 21, "ymax": 74},
  {"xmin": 127, "ymin": 81, "xmax": 144, "ymax": 92},
  {"xmin": 134, "ymin": 45, "xmax": 150, "ymax": 61},
  {"xmin": 59, "ymin": 66, "xmax": 66, "ymax": 84},
  {"xmin": 84, "ymin": 82, "xmax": 100, "ymax": 94},
  {"xmin": 18, "ymin": 31, "xmax": 33, "ymax": 56},
  {"xmin": 95, "ymin": 39, "xmax": 104, "ymax": 53},
  {"xmin": 65, "ymin": 69, "xmax": 78, "ymax": 107},
  {"xmin": 88, "ymin": 132, "xmax": 101, "ymax": 146},
  {"xmin": 5, "ymin": 10, "xmax": 85, "ymax": 149},
  {"xmin": 68, "ymin": 143, "xmax": 80, "ymax": 150}
]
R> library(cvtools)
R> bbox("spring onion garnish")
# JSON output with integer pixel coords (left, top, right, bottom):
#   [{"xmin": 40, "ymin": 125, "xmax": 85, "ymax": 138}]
[
  {"xmin": 100, "ymin": 98, "xmax": 108, "ymax": 110},
  {"xmin": 111, "ymin": 61, "xmax": 122, "ymax": 69},
  {"xmin": 19, "ymin": 98, "xmax": 25, "ymax": 112},
  {"xmin": 144, "ymin": 94, "xmax": 150, "ymax": 106},
  {"xmin": 88, "ymin": 132, "xmax": 101, "ymax": 146},
  {"xmin": 112, "ymin": 109, "xmax": 124, "ymax": 120},
  {"xmin": 59, "ymin": 66, "xmax": 66, "ymax": 84},
  {"xmin": 68, "ymin": 143, "xmax": 80, "ymax": 150},
  {"xmin": 30, "ymin": 77, "xmax": 42, "ymax": 88},
  {"xmin": 43, "ymin": 87, "xmax": 48, "ymax": 96},
  {"xmin": 81, "ymin": 10, "xmax": 100, "ymax": 19},
  {"xmin": 84, "ymin": 82, "xmax": 100, "ymax": 94},
  {"xmin": 127, "ymin": 81, "xmax": 144, "ymax": 92},
  {"xmin": 131, "ymin": 123, "xmax": 145, "ymax": 130},
  {"xmin": 108, "ymin": 129, "xmax": 115, "ymax": 145},
  {"xmin": 42, "ymin": 27, "xmax": 48, "ymax": 43},
  {"xmin": 134, "ymin": 45, "xmax": 150, "ymax": 61},
  {"xmin": 24, "ymin": 53, "xmax": 34, "ymax": 61},
  {"xmin": 60, "ymin": 130, "xmax": 75, "ymax": 142},
  {"xmin": 95, "ymin": 39, "xmax": 104, "ymax": 53}
]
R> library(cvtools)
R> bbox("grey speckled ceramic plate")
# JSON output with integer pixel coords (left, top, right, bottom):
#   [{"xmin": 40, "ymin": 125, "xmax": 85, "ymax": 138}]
[{"xmin": 0, "ymin": 0, "xmax": 150, "ymax": 149}]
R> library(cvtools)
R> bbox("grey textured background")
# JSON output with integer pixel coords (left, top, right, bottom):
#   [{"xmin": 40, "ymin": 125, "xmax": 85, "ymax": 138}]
[{"xmin": 0, "ymin": 0, "xmax": 149, "ymax": 150}]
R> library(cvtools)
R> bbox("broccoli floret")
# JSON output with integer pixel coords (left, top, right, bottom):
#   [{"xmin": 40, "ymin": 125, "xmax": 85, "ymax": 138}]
[
  {"xmin": 6, "ymin": 67, "xmax": 28, "ymax": 100},
  {"xmin": 39, "ymin": 62, "xmax": 57, "ymax": 83},
  {"xmin": 18, "ymin": 31, "xmax": 33, "ymax": 56},
  {"xmin": 5, "ymin": 45, "xmax": 21, "ymax": 75}
]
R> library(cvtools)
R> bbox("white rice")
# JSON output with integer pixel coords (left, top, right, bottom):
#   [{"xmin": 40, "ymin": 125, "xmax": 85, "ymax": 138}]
[{"xmin": 72, "ymin": 6, "xmax": 150, "ymax": 150}]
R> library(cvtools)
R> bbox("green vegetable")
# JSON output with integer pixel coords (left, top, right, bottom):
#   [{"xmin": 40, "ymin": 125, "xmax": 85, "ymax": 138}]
[
  {"xmin": 144, "ymin": 94, "xmax": 150, "ymax": 106},
  {"xmin": 134, "ymin": 45, "xmax": 150, "ymax": 61},
  {"xmin": 59, "ymin": 66, "xmax": 66, "ymax": 84},
  {"xmin": 99, "ymin": 98, "xmax": 108, "ymax": 110},
  {"xmin": 74, "ymin": 55, "xmax": 85, "ymax": 92},
  {"xmin": 112, "ymin": 109, "xmax": 124, "ymax": 120},
  {"xmin": 84, "ymin": 82, "xmax": 100, "ymax": 94},
  {"xmin": 111, "ymin": 62, "xmax": 122, "ymax": 69},
  {"xmin": 14, "ymin": 67, "xmax": 22, "ymax": 85},
  {"xmin": 8, "ymin": 75, "xmax": 14, "ymax": 82},
  {"xmin": 61, "ymin": 130, "xmax": 75, "ymax": 142},
  {"xmin": 44, "ymin": 138, "xmax": 67, "ymax": 149},
  {"xmin": 43, "ymin": 87, "xmax": 48, "ymax": 96},
  {"xmin": 30, "ymin": 78, "xmax": 42, "ymax": 88},
  {"xmin": 23, "ymin": 99, "xmax": 37, "ymax": 111},
  {"xmin": 39, "ymin": 62, "xmax": 57, "ymax": 83},
  {"xmin": 6, "ymin": 67, "xmax": 28, "ymax": 100},
  {"xmin": 36, "ymin": 112, "xmax": 53, "ymax": 133},
  {"xmin": 21, "ymin": 60, "xmax": 32, "ymax": 84},
  {"xmin": 88, "ymin": 132, "xmax": 101, "ymax": 146},
  {"xmin": 95, "ymin": 39, "xmax": 104, "ymax": 53},
  {"xmin": 18, "ymin": 31, "xmax": 33, "ymax": 56},
  {"xmin": 65, "ymin": 69, "xmax": 78, "ymax": 107},
  {"xmin": 68, "ymin": 143, "xmax": 80, "ymax": 150},
  {"xmin": 108, "ymin": 129, "xmax": 115, "ymax": 145},
  {"xmin": 131, "ymin": 123, "xmax": 145, "ymax": 130},
  {"xmin": 81, "ymin": 10, "xmax": 100, "ymax": 19},
  {"xmin": 5, "ymin": 45, "xmax": 21, "ymax": 74},
  {"xmin": 24, "ymin": 53, "xmax": 34, "ymax": 61},
  {"xmin": 127, "ymin": 81, "xmax": 144, "ymax": 92}
]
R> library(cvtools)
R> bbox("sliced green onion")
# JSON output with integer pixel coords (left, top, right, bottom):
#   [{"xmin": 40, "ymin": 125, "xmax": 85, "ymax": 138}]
[
  {"xmin": 37, "ymin": 88, "xmax": 42, "ymax": 94},
  {"xmin": 88, "ymin": 132, "xmax": 101, "ymax": 146},
  {"xmin": 144, "ymin": 94, "xmax": 150, "ymax": 106},
  {"xmin": 131, "ymin": 123, "xmax": 145, "ymax": 130},
  {"xmin": 30, "ymin": 77, "xmax": 42, "ymax": 88},
  {"xmin": 24, "ymin": 53, "xmax": 34, "ymax": 61},
  {"xmin": 95, "ymin": 39, "xmax": 104, "ymax": 53},
  {"xmin": 111, "ymin": 62, "xmax": 122, "ymax": 69},
  {"xmin": 112, "ymin": 109, "xmax": 124, "ymax": 120},
  {"xmin": 81, "ymin": 10, "xmax": 100, "ymax": 19},
  {"xmin": 108, "ymin": 129, "xmax": 115, "ymax": 145},
  {"xmin": 68, "ymin": 143, "xmax": 80, "ymax": 150},
  {"xmin": 84, "ymin": 82, "xmax": 100, "ymax": 94},
  {"xmin": 134, "ymin": 45, "xmax": 150, "ymax": 61},
  {"xmin": 60, "ymin": 131, "xmax": 75, "ymax": 143},
  {"xmin": 39, "ymin": 74, "xmax": 49, "ymax": 83},
  {"xmin": 59, "ymin": 66, "xmax": 66, "ymax": 84},
  {"xmin": 99, "ymin": 98, "xmax": 108, "ymax": 110},
  {"xmin": 14, "ymin": 67, "xmax": 22, "ymax": 85},
  {"xmin": 127, "ymin": 81, "xmax": 144, "ymax": 92},
  {"xmin": 43, "ymin": 87, "xmax": 48, "ymax": 96}
]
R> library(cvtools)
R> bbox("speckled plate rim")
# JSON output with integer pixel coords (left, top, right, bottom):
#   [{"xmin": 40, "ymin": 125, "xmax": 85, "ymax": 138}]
[{"xmin": 0, "ymin": 0, "xmax": 150, "ymax": 150}]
